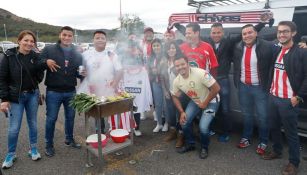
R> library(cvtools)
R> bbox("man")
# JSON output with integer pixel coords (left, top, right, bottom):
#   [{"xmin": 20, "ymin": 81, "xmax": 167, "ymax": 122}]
[
  {"xmin": 262, "ymin": 21, "xmax": 307, "ymax": 175},
  {"xmin": 39, "ymin": 26, "xmax": 83, "ymax": 157},
  {"xmin": 180, "ymin": 23, "xmax": 219, "ymax": 77},
  {"xmin": 164, "ymin": 30, "xmax": 176, "ymax": 43},
  {"xmin": 81, "ymin": 30, "xmax": 123, "ymax": 134},
  {"xmin": 233, "ymin": 24, "xmax": 273, "ymax": 155},
  {"xmin": 174, "ymin": 18, "xmax": 269, "ymax": 142},
  {"xmin": 172, "ymin": 56, "xmax": 220, "ymax": 159}
]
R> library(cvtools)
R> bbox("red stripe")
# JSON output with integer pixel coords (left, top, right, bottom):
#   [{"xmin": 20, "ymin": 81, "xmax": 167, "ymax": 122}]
[
  {"xmin": 244, "ymin": 47, "xmax": 252, "ymax": 85},
  {"xmin": 282, "ymin": 72, "xmax": 288, "ymax": 98},
  {"xmin": 274, "ymin": 70, "xmax": 280, "ymax": 97},
  {"xmin": 119, "ymin": 114, "xmax": 123, "ymax": 129},
  {"xmin": 111, "ymin": 115, "xmax": 116, "ymax": 130}
]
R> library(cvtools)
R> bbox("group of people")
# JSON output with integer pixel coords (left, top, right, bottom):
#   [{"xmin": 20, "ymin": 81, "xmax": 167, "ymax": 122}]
[
  {"xmin": 0, "ymin": 17, "xmax": 307, "ymax": 175},
  {"xmin": 0, "ymin": 26, "xmax": 83, "ymax": 169}
]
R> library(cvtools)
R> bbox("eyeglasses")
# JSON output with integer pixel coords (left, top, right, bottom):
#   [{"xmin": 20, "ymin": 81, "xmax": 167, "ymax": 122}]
[{"xmin": 277, "ymin": 30, "xmax": 291, "ymax": 35}]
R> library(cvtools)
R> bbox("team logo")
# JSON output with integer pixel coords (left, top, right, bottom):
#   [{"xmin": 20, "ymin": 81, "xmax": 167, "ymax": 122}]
[
  {"xmin": 189, "ymin": 81, "xmax": 195, "ymax": 88},
  {"xmin": 204, "ymin": 71, "xmax": 212, "ymax": 80}
]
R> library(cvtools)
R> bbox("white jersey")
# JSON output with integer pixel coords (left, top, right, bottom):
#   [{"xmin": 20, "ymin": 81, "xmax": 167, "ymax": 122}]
[{"xmin": 123, "ymin": 66, "xmax": 153, "ymax": 113}]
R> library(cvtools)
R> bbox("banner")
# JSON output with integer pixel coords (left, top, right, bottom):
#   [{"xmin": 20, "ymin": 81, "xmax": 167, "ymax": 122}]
[{"xmin": 168, "ymin": 10, "xmax": 271, "ymax": 28}]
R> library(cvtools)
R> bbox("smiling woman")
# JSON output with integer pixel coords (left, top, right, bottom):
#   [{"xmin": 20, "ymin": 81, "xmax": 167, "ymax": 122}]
[{"xmin": 0, "ymin": 30, "xmax": 45, "ymax": 169}]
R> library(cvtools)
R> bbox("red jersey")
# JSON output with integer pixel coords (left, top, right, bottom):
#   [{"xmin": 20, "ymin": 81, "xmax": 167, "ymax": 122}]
[
  {"xmin": 270, "ymin": 48, "xmax": 295, "ymax": 98},
  {"xmin": 180, "ymin": 41, "xmax": 219, "ymax": 71}
]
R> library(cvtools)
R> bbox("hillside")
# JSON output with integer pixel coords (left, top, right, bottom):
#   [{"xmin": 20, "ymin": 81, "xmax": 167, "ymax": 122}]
[{"xmin": 0, "ymin": 8, "xmax": 112, "ymax": 42}]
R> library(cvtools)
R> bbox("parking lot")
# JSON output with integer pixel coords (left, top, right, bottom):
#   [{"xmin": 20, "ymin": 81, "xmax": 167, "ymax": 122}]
[{"xmin": 1, "ymin": 101, "xmax": 307, "ymax": 175}]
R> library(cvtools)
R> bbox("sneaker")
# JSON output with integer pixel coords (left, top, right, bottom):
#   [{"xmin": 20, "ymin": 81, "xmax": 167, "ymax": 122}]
[
  {"xmin": 153, "ymin": 124, "xmax": 163, "ymax": 133},
  {"xmin": 134, "ymin": 129, "xmax": 142, "ymax": 137},
  {"xmin": 45, "ymin": 146, "xmax": 55, "ymax": 157},
  {"xmin": 65, "ymin": 139, "xmax": 81, "ymax": 149},
  {"xmin": 2, "ymin": 154, "xmax": 17, "ymax": 169},
  {"xmin": 282, "ymin": 163, "xmax": 298, "ymax": 175},
  {"xmin": 199, "ymin": 148, "xmax": 208, "ymax": 159},
  {"xmin": 209, "ymin": 130, "xmax": 216, "ymax": 136},
  {"xmin": 28, "ymin": 147, "xmax": 41, "ymax": 161},
  {"xmin": 177, "ymin": 144, "xmax": 195, "ymax": 154},
  {"xmin": 162, "ymin": 123, "xmax": 168, "ymax": 132},
  {"xmin": 256, "ymin": 143, "xmax": 267, "ymax": 155},
  {"xmin": 237, "ymin": 138, "xmax": 251, "ymax": 148},
  {"xmin": 218, "ymin": 134, "xmax": 230, "ymax": 143}
]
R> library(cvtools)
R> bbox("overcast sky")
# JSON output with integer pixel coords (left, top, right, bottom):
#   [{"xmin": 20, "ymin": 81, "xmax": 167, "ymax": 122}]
[{"xmin": 1, "ymin": 0, "xmax": 194, "ymax": 33}]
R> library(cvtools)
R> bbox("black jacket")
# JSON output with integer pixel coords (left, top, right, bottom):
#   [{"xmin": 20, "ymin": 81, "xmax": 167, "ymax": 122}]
[
  {"xmin": 268, "ymin": 45, "xmax": 307, "ymax": 98},
  {"xmin": 174, "ymin": 23, "xmax": 266, "ymax": 80},
  {"xmin": 38, "ymin": 42, "xmax": 82, "ymax": 92},
  {"xmin": 0, "ymin": 48, "xmax": 44, "ymax": 102},
  {"xmin": 233, "ymin": 38, "xmax": 274, "ymax": 91}
]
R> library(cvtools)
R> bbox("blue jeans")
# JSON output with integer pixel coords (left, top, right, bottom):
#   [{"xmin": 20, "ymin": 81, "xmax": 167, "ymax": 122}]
[
  {"xmin": 7, "ymin": 90, "xmax": 39, "ymax": 154},
  {"xmin": 165, "ymin": 97, "xmax": 177, "ymax": 128},
  {"xmin": 152, "ymin": 82, "xmax": 164, "ymax": 125},
  {"xmin": 268, "ymin": 95, "xmax": 300, "ymax": 167},
  {"xmin": 45, "ymin": 90, "xmax": 76, "ymax": 147},
  {"xmin": 181, "ymin": 100, "xmax": 219, "ymax": 150},
  {"xmin": 238, "ymin": 82, "xmax": 269, "ymax": 144},
  {"xmin": 217, "ymin": 78, "xmax": 231, "ymax": 134}
]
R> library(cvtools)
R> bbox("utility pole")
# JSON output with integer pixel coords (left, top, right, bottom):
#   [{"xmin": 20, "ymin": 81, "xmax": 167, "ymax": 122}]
[
  {"xmin": 120, "ymin": 0, "xmax": 122, "ymax": 30},
  {"xmin": 36, "ymin": 30, "xmax": 39, "ymax": 42},
  {"xmin": 3, "ymin": 24, "xmax": 7, "ymax": 41}
]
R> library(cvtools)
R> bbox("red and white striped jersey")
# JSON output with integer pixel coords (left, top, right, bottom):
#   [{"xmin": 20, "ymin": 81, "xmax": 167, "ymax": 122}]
[
  {"xmin": 270, "ymin": 48, "xmax": 294, "ymax": 99},
  {"xmin": 240, "ymin": 45, "xmax": 259, "ymax": 85}
]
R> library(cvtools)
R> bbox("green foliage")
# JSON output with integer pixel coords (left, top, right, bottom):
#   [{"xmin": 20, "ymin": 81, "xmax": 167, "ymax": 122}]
[{"xmin": 120, "ymin": 14, "xmax": 145, "ymax": 34}]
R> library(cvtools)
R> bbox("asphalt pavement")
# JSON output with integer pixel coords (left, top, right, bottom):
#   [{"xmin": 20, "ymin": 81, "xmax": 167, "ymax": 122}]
[{"xmin": 1, "ymin": 102, "xmax": 307, "ymax": 175}]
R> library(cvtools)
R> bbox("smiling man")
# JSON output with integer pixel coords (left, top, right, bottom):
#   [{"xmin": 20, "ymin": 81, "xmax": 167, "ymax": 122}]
[
  {"xmin": 171, "ymin": 56, "xmax": 220, "ymax": 159},
  {"xmin": 263, "ymin": 21, "xmax": 307, "ymax": 175},
  {"xmin": 38, "ymin": 26, "xmax": 83, "ymax": 157},
  {"xmin": 232, "ymin": 24, "xmax": 273, "ymax": 155}
]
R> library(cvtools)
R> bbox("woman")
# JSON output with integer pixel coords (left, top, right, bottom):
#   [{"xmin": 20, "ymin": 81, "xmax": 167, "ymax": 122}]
[
  {"xmin": 147, "ymin": 38, "xmax": 168, "ymax": 132},
  {"xmin": 161, "ymin": 41, "xmax": 186, "ymax": 147},
  {"xmin": 0, "ymin": 30, "xmax": 44, "ymax": 168}
]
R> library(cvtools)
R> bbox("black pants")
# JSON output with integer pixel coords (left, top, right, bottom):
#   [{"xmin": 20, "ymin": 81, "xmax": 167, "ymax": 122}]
[{"xmin": 134, "ymin": 113, "xmax": 141, "ymax": 130}]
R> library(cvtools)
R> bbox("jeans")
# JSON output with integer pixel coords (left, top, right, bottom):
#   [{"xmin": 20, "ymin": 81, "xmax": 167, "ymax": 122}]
[
  {"xmin": 45, "ymin": 90, "xmax": 76, "ymax": 147},
  {"xmin": 238, "ymin": 82, "xmax": 269, "ymax": 144},
  {"xmin": 181, "ymin": 100, "xmax": 219, "ymax": 150},
  {"xmin": 217, "ymin": 78, "xmax": 231, "ymax": 135},
  {"xmin": 7, "ymin": 90, "xmax": 39, "ymax": 154},
  {"xmin": 165, "ymin": 97, "xmax": 177, "ymax": 128},
  {"xmin": 268, "ymin": 95, "xmax": 300, "ymax": 167},
  {"xmin": 152, "ymin": 82, "xmax": 165, "ymax": 125}
]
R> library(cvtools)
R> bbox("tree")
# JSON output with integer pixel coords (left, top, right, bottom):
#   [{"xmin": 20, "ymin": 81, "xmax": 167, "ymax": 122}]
[{"xmin": 119, "ymin": 14, "xmax": 145, "ymax": 34}]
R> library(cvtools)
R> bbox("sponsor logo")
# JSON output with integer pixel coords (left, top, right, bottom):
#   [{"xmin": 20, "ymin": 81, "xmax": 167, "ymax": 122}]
[
  {"xmin": 274, "ymin": 63, "xmax": 284, "ymax": 70},
  {"xmin": 125, "ymin": 87, "xmax": 142, "ymax": 94},
  {"xmin": 186, "ymin": 90, "xmax": 198, "ymax": 98}
]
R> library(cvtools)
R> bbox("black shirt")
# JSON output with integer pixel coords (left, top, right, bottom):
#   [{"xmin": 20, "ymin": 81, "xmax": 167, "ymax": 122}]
[{"xmin": 19, "ymin": 53, "xmax": 37, "ymax": 91}]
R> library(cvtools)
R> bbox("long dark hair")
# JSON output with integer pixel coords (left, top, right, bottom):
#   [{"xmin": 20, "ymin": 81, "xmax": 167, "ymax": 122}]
[
  {"xmin": 164, "ymin": 41, "xmax": 184, "ymax": 60},
  {"xmin": 150, "ymin": 38, "xmax": 163, "ymax": 59}
]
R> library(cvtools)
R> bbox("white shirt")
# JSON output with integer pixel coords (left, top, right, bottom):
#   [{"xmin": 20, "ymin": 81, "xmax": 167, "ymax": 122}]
[{"xmin": 79, "ymin": 49, "xmax": 122, "ymax": 96}]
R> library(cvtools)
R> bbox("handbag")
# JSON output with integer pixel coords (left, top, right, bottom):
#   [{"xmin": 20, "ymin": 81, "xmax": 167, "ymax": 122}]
[{"xmin": 19, "ymin": 57, "xmax": 45, "ymax": 105}]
